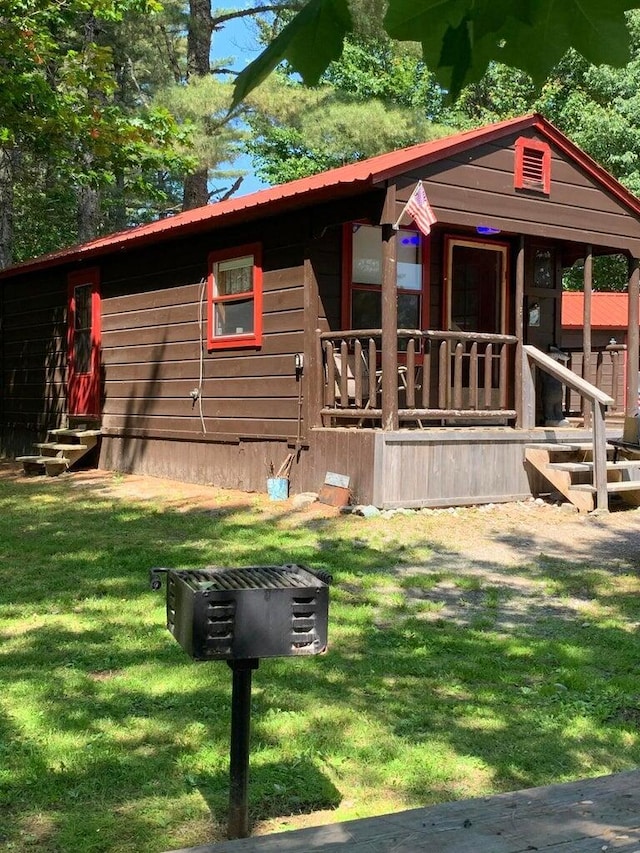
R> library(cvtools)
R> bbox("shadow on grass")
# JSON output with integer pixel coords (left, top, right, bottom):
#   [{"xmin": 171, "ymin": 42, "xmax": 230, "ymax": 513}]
[{"xmin": 2, "ymin": 475, "xmax": 640, "ymax": 852}]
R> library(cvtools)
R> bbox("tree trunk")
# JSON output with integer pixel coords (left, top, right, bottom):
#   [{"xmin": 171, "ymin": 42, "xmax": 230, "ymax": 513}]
[
  {"xmin": 77, "ymin": 159, "xmax": 101, "ymax": 243},
  {"xmin": 183, "ymin": 0, "xmax": 212, "ymax": 210},
  {"xmin": 0, "ymin": 147, "xmax": 15, "ymax": 269}
]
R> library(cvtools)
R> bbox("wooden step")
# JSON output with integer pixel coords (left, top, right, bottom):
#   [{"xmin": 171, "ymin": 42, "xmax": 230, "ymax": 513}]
[
  {"xmin": 569, "ymin": 481, "xmax": 640, "ymax": 494},
  {"xmin": 43, "ymin": 458, "xmax": 69, "ymax": 476},
  {"xmin": 35, "ymin": 442, "xmax": 88, "ymax": 453},
  {"xmin": 525, "ymin": 442, "xmax": 599, "ymax": 452},
  {"xmin": 48, "ymin": 428, "xmax": 101, "ymax": 438},
  {"xmin": 16, "ymin": 455, "xmax": 70, "ymax": 476},
  {"xmin": 547, "ymin": 460, "xmax": 640, "ymax": 473}
]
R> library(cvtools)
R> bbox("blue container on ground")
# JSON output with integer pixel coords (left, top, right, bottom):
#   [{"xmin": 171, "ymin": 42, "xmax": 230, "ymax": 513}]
[{"xmin": 267, "ymin": 477, "xmax": 289, "ymax": 500}]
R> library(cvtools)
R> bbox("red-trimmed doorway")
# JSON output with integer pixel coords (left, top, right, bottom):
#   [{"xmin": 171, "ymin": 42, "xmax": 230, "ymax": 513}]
[{"xmin": 67, "ymin": 268, "xmax": 101, "ymax": 417}]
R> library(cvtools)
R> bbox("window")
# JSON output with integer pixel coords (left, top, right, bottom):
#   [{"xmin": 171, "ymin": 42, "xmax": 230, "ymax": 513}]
[
  {"xmin": 346, "ymin": 224, "xmax": 425, "ymax": 333},
  {"xmin": 207, "ymin": 244, "xmax": 262, "ymax": 349},
  {"xmin": 514, "ymin": 137, "xmax": 551, "ymax": 194}
]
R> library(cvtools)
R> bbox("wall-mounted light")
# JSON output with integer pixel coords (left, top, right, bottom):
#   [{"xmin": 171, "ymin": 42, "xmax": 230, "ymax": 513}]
[{"xmin": 476, "ymin": 225, "xmax": 501, "ymax": 236}]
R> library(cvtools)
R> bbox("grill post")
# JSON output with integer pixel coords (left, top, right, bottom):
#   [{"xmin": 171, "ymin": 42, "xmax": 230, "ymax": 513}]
[{"xmin": 228, "ymin": 658, "xmax": 259, "ymax": 839}]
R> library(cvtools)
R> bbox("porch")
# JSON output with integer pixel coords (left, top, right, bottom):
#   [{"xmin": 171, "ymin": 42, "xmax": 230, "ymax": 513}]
[
  {"xmin": 316, "ymin": 329, "xmax": 626, "ymax": 430},
  {"xmin": 305, "ymin": 329, "xmax": 637, "ymax": 512}
]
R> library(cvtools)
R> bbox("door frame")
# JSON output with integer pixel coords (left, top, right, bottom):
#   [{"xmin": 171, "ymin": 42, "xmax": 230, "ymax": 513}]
[
  {"xmin": 67, "ymin": 268, "xmax": 101, "ymax": 417},
  {"xmin": 443, "ymin": 235, "xmax": 509, "ymax": 334}
]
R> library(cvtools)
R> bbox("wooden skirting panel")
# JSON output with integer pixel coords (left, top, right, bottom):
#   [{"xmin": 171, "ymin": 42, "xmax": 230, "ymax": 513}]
[
  {"xmin": 371, "ymin": 428, "xmax": 597, "ymax": 509},
  {"xmin": 98, "ymin": 427, "xmax": 611, "ymax": 508}
]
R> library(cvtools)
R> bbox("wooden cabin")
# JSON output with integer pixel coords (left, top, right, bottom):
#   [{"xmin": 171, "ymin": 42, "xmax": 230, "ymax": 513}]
[{"xmin": 2, "ymin": 113, "xmax": 640, "ymax": 511}]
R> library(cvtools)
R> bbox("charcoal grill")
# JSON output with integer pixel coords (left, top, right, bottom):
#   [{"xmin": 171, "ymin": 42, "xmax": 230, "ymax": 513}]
[{"xmin": 150, "ymin": 563, "xmax": 331, "ymax": 839}]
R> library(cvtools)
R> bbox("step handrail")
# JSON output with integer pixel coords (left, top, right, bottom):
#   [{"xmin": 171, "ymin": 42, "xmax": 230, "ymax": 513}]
[{"xmin": 523, "ymin": 345, "xmax": 614, "ymax": 511}]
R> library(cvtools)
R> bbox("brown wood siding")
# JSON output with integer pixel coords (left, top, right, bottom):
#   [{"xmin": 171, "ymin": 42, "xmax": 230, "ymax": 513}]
[
  {"xmin": 396, "ymin": 131, "xmax": 640, "ymax": 254},
  {"xmin": 310, "ymin": 225, "xmax": 343, "ymax": 331},
  {"xmin": 0, "ymin": 274, "xmax": 67, "ymax": 449},
  {"xmin": 99, "ymin": 235, "xmax": 307, "ymax": 440}
]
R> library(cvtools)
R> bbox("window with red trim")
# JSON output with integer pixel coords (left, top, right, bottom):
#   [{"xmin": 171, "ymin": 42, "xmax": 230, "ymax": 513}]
[
  {"xmin": 207, "ymin": 244, "xmax": 263, "ymax": 349},
  {"xmin": 346, "ymin": 223, "xmax": 426, "ymax": 334},
  {"xmin": 514, "ymin": 137, "xmax": 551, "ymax": 194}
]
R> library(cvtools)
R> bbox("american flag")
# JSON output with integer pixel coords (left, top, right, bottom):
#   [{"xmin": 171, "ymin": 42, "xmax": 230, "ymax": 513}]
[{"xmin": 395, "ymin": 181, "xmax": 437, "ymax": 235}]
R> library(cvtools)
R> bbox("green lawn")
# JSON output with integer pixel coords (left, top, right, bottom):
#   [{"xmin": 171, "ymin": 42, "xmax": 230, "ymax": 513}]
[{"xmin": 1, "ymin": 471, "xmax": 640, "ymax": 852}]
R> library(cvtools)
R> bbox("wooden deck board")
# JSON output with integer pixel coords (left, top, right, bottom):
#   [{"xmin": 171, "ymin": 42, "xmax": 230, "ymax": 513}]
[{"xmin": 165, "ymin": 770, "xmax": 640, "ymax": 853}]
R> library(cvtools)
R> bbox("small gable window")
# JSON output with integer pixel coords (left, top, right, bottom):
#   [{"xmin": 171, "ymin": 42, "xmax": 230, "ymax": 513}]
[
  {"xmin": 207, "ymin": 244, "xmax": 263, "ymax": 349},
  {"xmin": 514, "ymin": 137, "xmax": 551, "ymax": 194}
]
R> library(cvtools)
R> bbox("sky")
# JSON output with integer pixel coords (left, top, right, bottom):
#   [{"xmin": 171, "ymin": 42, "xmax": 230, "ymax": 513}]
[{"xmin": 210, "ymin": 14, "xmax": 269, "ymax": 196}]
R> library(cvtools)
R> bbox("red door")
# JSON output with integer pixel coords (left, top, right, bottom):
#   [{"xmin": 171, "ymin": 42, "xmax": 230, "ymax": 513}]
[{"xmin": 67, "ymin": 268, "xmax": 101, "ymax": 417}]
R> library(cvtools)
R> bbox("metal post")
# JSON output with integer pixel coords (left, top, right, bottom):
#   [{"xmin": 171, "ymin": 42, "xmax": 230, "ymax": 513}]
[{"xmin": 227, "ymin": 658, "xmax": 259, "ymax": 839}]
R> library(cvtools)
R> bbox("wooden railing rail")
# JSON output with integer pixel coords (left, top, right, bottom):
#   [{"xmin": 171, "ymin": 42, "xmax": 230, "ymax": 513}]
[
  {"xmin": 319, "ymin": 329, "xmax": 518, "ymax": 425},
  {"xmin": 523, "ymin": 345, "xmax": 614, "ymax": 511}
]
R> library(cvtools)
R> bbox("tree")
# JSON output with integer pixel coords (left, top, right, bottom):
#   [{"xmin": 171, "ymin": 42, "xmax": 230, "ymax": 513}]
[
  {"xmin": 246, "ymin": 37, "xmax": 451, "ymax": 184},
  {"xmin": 0, "ymin": 0, "xmax": 193, "ymax": 265},
  {"xmin": 231, "ymin": 0, "xmax": 639, "ymax": 107}
]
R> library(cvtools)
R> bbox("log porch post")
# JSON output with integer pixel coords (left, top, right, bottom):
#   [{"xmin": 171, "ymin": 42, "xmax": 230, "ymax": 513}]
[
  {"xmin": 627, "ymin": 256, "xmax": 640, "ymax": 415},
  {"xmin": 514, "ymin": 236, "xmax": 525, "ymax": 428},
  {"xmin": 381, "ymin": 183, "xmax": 399, "ymax": 431},
  {"xmin": 582, "ymin": 245, "xmax": 593, "ymax": 428},
  {"xmin": 303, "ymin": 255, "xmax": 322, "ymax": 430}
]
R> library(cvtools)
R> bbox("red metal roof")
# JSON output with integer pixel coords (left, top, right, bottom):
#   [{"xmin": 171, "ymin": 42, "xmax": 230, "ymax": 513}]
[
  {"xmin": 562, "ymin": 291, "xmax": 632, "ymax": 329},
  {"xmin": 3, "ymin": 112, "xmax": 640, "ymax": 280}
]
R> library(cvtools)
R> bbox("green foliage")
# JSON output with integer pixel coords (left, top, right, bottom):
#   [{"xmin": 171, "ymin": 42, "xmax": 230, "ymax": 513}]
[
  {"xmin": 0, "ymin": 0, "xmax": 197, "ymax": 262},
  {"xmin": 563, "ymin": 255, "xmax": 629, "ymax": 293},
  {"xmin": 156, "ymin": 75, "xmax": 246, "ymax": 198},
  {"xmin": 246, "ymin": 38, "xmax": 452, "ymax": 184},
  {"xmin": 233, "ymin": 0, "xmax": 638, "ymax": 107}
]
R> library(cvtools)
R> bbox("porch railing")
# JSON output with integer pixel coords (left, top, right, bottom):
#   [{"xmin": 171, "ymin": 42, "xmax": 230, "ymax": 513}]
[
  {"xmin": 319, "ymin": 329, "xmax": 518, "ymax": 426},
  {"xmin": 562, "ymin": 343, "xmax": 626, "ymax": 416},
  {"xmin": 523, "ymin": 345, "xmax": 614, "ymax": 511}
]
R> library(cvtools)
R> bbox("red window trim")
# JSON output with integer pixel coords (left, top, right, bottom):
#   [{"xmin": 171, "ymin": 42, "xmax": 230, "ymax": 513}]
[
  {"xmin": 67, "ymin": 267, "xmax": 101, "ymax": 378},
  {"xmin": 514, "ymin": 137, "xmax": 551, "ymax": 194},
  {"xmin": 342, "ymin": 222, "xmax": 430, "ymax": 334},
  {"xmin": 207, "ymin": 243, "xmax": 263, "ymax": 350}
]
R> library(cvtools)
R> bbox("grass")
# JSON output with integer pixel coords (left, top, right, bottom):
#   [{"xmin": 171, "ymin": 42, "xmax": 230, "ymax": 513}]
[{"xmin": 1, "ymin": 471, "xmax": 640, "ymax": 852}]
